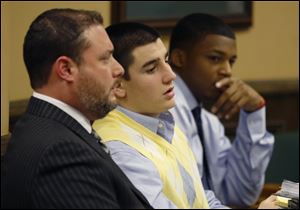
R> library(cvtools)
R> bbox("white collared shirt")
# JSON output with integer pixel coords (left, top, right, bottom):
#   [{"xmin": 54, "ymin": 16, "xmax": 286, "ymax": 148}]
[
  {"xmin": 33, "ymin": 91, "xmax": 92, "ymax": 134},
  {"xmin": 170, "ymin": 75, "xmax": 274, "ymax": 206}
]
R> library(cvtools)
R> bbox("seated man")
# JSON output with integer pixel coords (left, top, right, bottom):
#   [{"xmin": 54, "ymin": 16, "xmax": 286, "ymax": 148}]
[
  {"xmin": 1, "ymin": 9, "xmax": 152, "ymax": 209},
  {"xmin": 168, "ymin": 13, "xmax": 275, "ymax": 207},
  {"xmin": 93, "ymin": 22, "xmax": 278, "ymax": 209}
]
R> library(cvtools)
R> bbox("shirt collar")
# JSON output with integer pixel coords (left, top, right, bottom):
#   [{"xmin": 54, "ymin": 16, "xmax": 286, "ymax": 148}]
[
  {"xmin": 33, "ymin": 91, "xmax": 92, "ymax": 134},
  {"xmin": 116, "ymin": 106, "xmax": 174, "ymax": 134},
  {"xmin": 175, "ymin": 75, "xmax": 201, "ymax": 110}
]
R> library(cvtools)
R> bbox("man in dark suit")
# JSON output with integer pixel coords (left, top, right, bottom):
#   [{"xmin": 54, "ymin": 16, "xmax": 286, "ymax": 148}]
[{"xmin": 1, "ymin": 8, "xmax": 152, "ymax": 209}]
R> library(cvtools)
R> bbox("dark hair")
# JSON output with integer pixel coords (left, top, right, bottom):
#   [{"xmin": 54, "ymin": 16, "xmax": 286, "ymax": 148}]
[
  {"xmin": 23, "ymin": 8, "xmax": 103, "ymax": 89},
  {"xmin": 169, "ymin": 13, "xmax": 235, "ymax": 54},
  {"xmin": 106, "ymin": 22, "xmax": 160, "ymax": 80}
]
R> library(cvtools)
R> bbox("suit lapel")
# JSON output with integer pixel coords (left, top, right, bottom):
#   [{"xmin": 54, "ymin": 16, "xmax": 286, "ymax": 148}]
[
  {"xmin": 27, "ymin": 97, "xmax": 153, "ymax": 208},
  {"xmin": 26, "ymin": 97, "xmax": 108, "ymax": 158}
]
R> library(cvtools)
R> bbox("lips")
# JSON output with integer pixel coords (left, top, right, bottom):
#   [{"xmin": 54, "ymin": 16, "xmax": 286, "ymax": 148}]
[
  {"xmin": 164, "ymin": 87, "xmax": 174, "ymax": 95},
  {"xmin": 163, "ymin": 86, "xmax": 175, "ymax": 100},
  {"xmin": 111, "ymin": 80, "xmax": 121, "ymax": 90}
]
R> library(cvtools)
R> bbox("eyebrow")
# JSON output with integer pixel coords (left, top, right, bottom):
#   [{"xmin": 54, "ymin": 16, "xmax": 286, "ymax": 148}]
[
  {"xmin": 211, "ymin": 50, "xmax": 237, "ymax": 59},
  {"xmin": 142, "ymin": 52, "xmax": 168, "ymax": 68},
  {"xmin": 99, "ymin": 50, "xmax": 113, "ymax": 60}
]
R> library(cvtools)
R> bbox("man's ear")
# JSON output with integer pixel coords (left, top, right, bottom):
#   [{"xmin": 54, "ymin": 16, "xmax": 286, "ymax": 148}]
[
  {"xmin": 114, "ymin": 81, "xmax": 127, "ymax": 99},
  {"xmin": 170, "ymin": 49, "xmax": 186, "ymax": 68},
  {"xmin": 54, "ymin": 56, "xmax": 77, "ymax": 82}
]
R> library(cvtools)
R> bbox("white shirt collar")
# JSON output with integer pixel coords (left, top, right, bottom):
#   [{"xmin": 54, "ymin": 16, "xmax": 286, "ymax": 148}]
[
  {"xmin": 175, "ymin": 75, "xmax": 199, "ymax": 110},
  {"xmin": 32, "ymin": 91, "xmax": 92, "ymax": 134}
]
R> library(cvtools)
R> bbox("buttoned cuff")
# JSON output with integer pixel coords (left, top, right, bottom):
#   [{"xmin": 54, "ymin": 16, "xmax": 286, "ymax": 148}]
[{"xmin": 239, "ymin": 107, "xmax": 270, "ymax": 144}]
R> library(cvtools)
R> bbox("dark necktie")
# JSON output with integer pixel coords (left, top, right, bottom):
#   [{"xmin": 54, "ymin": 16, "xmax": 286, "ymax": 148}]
[
  {"xmin": 191, "ymin": 106, "xmax": 212, "ymax": 190},
  {"xmin": 91, "ymin": 129, "xmax": 108, "ymax": 153},
  {"xmin": 91, "ymin": 129, "xmax": 101, "ymax": 141}
]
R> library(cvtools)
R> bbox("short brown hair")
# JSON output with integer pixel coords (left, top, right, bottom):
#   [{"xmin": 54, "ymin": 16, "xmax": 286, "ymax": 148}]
[{"xmin": 23, "ymin": 8, "xmax": 103, "ymax": 88}]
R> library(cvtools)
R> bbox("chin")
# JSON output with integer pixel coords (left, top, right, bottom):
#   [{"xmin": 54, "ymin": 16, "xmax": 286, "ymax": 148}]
[
  {"xmin": 201, "ymin": 91, "xmax": 220, "ymax": 103},
  {"xmin": 165, "ymin": 101, "xmax": 176, "ymax": 110}
]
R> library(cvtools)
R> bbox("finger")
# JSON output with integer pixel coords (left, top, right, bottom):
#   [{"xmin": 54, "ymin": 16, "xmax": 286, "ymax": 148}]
[
  {"xmin": 217, "ymin": 93, "xmax": 239, "ymax": 119},
  {"xmin": 268, "ymin": 195, "xmax": 277, "ymax": 201},
  {"xmin": 211, "ymin": 89, "xmax": 234, "ymax": 115},
  {"xmin": 224, "ymin": 106, "xmax": 240, "ymax": 120},
  {"xmin": 221, "ymin": 91, "xmax": 244, "ymax": 119},
  {"xmin": 230, "ymin": 81, "xmax": 263, "ymax": 111},
  {"xmin": 215, "ymin": 77, "xmax": 235, "ymax": 90},
  {"xmin": 224, "ymin": 97, "xmax": 248, "ymax": 119},
  {"xmin": 211, "ymin": 81, "xmax": 238, "ymax": 114}
]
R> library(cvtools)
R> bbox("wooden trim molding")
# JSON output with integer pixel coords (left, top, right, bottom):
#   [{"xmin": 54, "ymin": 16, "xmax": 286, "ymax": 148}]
[
  {"xmin": 1, "ymin": 133, "xmax": 11, "ymax": 159},
  {"xmin": 247, "ymin": 79, "xmax": 299, "ymax": 95}
]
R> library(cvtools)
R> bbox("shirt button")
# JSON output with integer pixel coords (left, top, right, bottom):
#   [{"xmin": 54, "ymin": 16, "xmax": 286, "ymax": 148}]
[{"xmin": 158, "ymin": 123, "xmax": 163, "ymax": 128}]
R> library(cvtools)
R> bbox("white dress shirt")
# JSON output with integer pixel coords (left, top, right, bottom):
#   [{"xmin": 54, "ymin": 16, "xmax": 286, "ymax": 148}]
[{"xmin": 169, "ymin": 75, "xmax": 275, "ymax": 206}]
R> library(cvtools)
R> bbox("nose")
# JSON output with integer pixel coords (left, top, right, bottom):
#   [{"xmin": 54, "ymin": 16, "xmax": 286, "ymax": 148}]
[
  {"xmin": 162, "ymin": 62, "xmax": 176, "ymax": 84},
  {"xmin": 219, "ymin": 61, "xmax": 232, "ymax": 77},
  {"xmin": 112, "ymin": 57, "xmax": 124, "ymax": 78}
]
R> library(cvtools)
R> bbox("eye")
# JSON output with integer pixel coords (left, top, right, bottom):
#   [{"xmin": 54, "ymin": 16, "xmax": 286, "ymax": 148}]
[
  {"xmin": 145, "ymin": 66, "xmax": 156, "ymax": 74},
  {"xmin": 208, "ymin": 55, "xmax": 221, "ymax": 63},
  {"xmin": 165, "ymin": 56, "xmax": 169, "ymax": 63},
  {"xmin": 104, "ymin": 55, "xmax": 111, "ymax": 61},
  {"xmin": 229, "ymin": 58, "xmax": 236, "ymax": 66},
  {"xmin": 99, "ymin": 52, "xmax": 112, "ymax": 62}
]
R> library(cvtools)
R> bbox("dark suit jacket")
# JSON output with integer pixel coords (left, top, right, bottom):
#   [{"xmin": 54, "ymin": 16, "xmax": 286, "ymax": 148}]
[{"xmin": 1, "ymin": 97, "xmax": 152, "ymax": 209}]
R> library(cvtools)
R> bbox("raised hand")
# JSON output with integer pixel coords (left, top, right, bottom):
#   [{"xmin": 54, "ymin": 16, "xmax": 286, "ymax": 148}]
[{"xmin": 211, "ymin": 77, "xmax": 264, "ymax": 119}]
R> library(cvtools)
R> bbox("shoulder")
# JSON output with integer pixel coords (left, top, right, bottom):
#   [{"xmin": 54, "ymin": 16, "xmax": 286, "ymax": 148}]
[
  {"xmin": 8, "ymin": 114, "xmax": 96, "ymax": 168},
  {"xmin": 106, "ymin": 141, "xmax": 149, "ymax": 162},
  {"xmin": 105, "ymin": 140, "xmax": 160, "ymax": 178}
]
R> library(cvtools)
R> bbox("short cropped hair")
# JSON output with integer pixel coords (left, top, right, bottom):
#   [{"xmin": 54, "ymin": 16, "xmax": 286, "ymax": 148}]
[
  {"xmin": 106, "ymin": 22, "xmax": 160, "ymax": 80},
  {"xmin": 169, "ymin": 13, "xmax": 235, "ymax": 54},
  {"xmin": 23, "ymin": 8, "xmax": 103, "ymax": 88}
]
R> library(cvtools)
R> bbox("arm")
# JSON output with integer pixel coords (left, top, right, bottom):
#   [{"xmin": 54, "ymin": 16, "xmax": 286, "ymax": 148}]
[
  {"xmin": 172, "ymin": 89, "xmax": 274, "ymax": 207},
  {"xmin": 105, "ymin": 141, "xmax": 178, "ymax": 209},
  {"xmin": 204, "ymin": 107, "xmax": 274, "ymax": 206},
  {"xmin": 205, "ymin": 190, "xmax": 230, "ymax": 209},
  {"xmin": 209, "ymin": 78, "xmax": 274, "ymax": 206}
]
